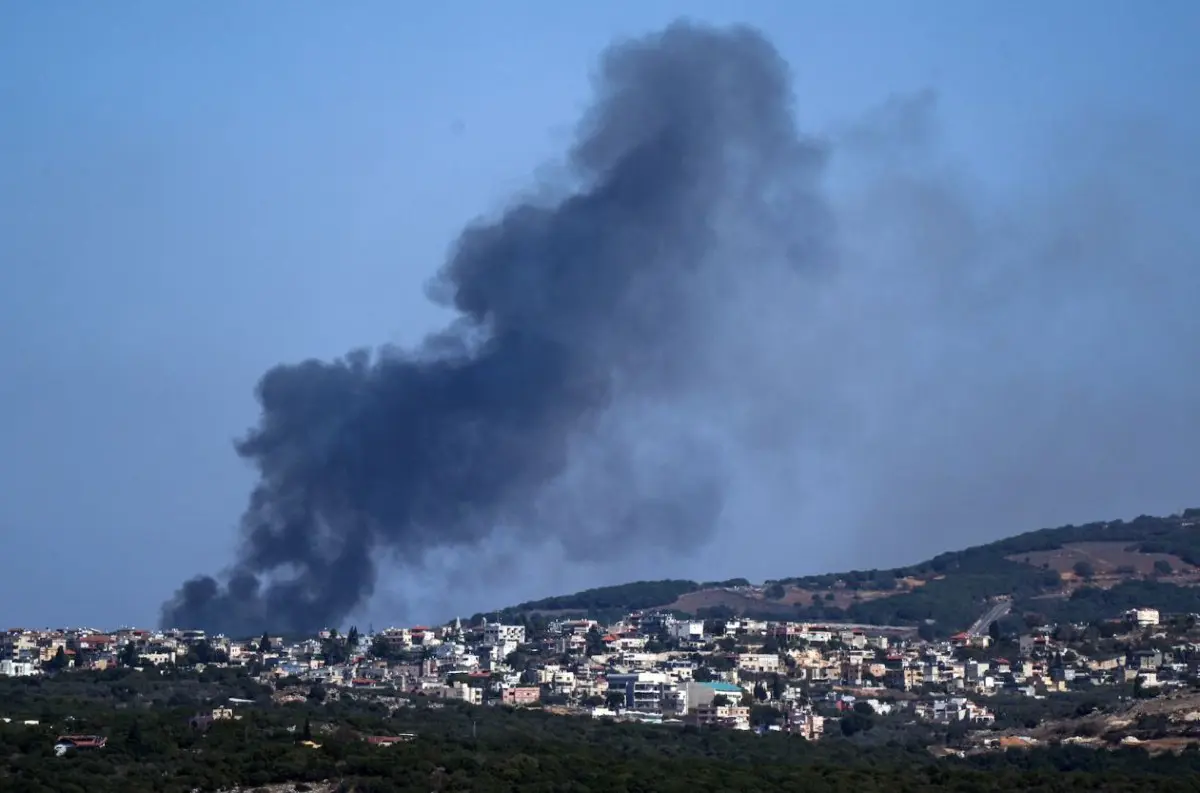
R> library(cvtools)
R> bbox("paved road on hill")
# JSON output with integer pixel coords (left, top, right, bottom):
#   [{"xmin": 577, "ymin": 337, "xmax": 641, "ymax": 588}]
[{"xmin": 967, "ymin": 599, "xmax": 1012, "ymax": 637}]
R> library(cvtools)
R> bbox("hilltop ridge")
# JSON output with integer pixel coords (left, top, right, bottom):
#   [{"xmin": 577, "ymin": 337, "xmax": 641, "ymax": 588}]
[{"xmin": 490, "ymin": 509, "xmax": 1200, "ymax": 635}]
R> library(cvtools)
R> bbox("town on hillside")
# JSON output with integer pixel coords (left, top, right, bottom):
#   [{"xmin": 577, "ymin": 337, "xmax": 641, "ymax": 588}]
[{"xmin": 7, "ymin": 600, "xmax": 1200, "ymax": 755}]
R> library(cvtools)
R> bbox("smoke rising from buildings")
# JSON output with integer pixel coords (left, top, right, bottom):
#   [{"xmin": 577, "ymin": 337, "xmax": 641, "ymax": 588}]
[
  {"xmin": 161, "ymin": 22, "xmax": 830, "ymax": 635},
  {"xmin": 163, "ymin": 21, "xmax": 1200, "ymax": 635}
]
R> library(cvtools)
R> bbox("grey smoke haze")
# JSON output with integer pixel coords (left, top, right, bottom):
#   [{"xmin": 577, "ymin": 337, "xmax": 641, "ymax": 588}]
[
  {"xmin": 162, "ymin": 21, "xmax": 828, "ymax": 634},
  {"xmin": 162, "ymin": 20, "xmax": 1200, "ymax": 635}
]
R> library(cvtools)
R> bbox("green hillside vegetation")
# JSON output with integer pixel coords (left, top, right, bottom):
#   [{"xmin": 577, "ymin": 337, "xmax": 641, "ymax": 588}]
[
  {"xmin": 498, "ymin": 510, "xmax": 1200, "ymax": 634},
  {"xmin": 1036, "ymin": 580, "xmax": 1200, "ymax": 626},
  {"xmin": 7, "ymin": 668, "xmax": 1200, "ymax": 792},
  {"xmin": 503, "ymin": 579, "xmax": 702, "ymax": 614}
]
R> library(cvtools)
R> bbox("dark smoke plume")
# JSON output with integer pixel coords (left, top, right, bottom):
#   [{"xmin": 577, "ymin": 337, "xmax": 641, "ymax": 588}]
[{"xmin": 161, "ymin": 22, "xmax": 830, "ymax": 635}]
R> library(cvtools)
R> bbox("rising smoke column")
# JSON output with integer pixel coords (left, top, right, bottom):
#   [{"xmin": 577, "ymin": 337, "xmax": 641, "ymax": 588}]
[{"xmin": 161, "ymin": 21, "xmax": 833, "ymax": 635}]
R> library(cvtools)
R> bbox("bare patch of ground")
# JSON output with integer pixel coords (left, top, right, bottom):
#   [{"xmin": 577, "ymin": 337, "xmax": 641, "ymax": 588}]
[
  {"xmin": 666, "ymin": 583, "xmax": 906, "ymax": 615},
  {"xmin": 1011, "ymin": 690, "xmax": 1200, "ymax": 755},
  {"xmin": 1008, "ymin": 541, "xmax": 1198, "ymax": 590},
  {"xmin": 1009, "ymin": 541, "xmax": 1191, "ymax": 575},
  {"xmin": 667, "ymin": 589, "xmax": 794, "ymax": 615}
]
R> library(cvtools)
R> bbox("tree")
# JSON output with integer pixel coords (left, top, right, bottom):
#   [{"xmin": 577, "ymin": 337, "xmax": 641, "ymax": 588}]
[
  {"xmin": 840, "ymin": 711, "xmax": 873, "ymax": 736},
  {"xmin": 605, "ymin": 691, "xmax": 626, "ymax": 710},
  {"xmin": 302, "ymin": 717, "xmax": 312, "ymax": 741},
  {"xmin": 988, "ymin": 619, "xmax": 1002, "ymax": 642},
  {"xmin": 46, "ymin": 646, "xmax": 68, "ymax": 671},
  {"xmin": 765, "ymin": 583, "xmax": 786, "ymax": 600},
  {"xmin": 1153, "ymin": 559, "xmax": 1174, "ymax": 576},
  {"xmin": 527, "ymin": 614, "xmax": 548, "ymax": 638},
  {"xmin": 370, "ymin": 634, "xmax": 392, "ymax": 660},
  {"xmin": 190, "ymin": 640, "xmax": 214, "ymax": 665},
  {"xmin": 945, "ymin": 718, "xmax": 971, "ymax": 746},
  {"xmin": 872, "ymin": 570, "xmax": 899, "ymax": 591},
  {"xmin": 712, "ymin": 694, "xmax": 732, "ymax": 707},
  {"xmin": 750, "ymin": 704, "xmax": 782, "ymax": 727},
  {"xmin": 1073, "ymin": 561, "xmax": 1095, "ymax": 580},
  {"xmin": 322, "ymin": 633, "xmax": 348, "ymax": 665},
  {"xmin": 753, "ymin": 681, "xmax": 768, "ymax": 702},
  {"xmin": 585, "ymin": 627, "xmax": 606, "ymax": 657},
  {"xmin": 259, "ymin": 632, "xmax": 271, "ymax": 653},
  {"xmin": 119, "ymin": 641, "xmax": 139, "ymax": 668}
]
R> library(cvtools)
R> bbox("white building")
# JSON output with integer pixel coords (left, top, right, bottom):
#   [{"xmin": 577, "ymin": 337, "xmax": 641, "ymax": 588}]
[
  {"xmin": 737, "ymin": 653, "xmax": 781, "ymax": 674},
  {"xmin": 1128, "ymin": 608, "xmax": 1161, "ymax": 628},
  {"xmin": 444, "ymin": 681, "xmax": 483, "ymax": 705},
  {"xmin": 607, "ymin": 671, "xmax": 678, "ymax": 712},
  {"xmin": 695, "ymin": 702, "xmax": 750, "ymax": 730},
  {"xmin": 787, "ymin": 707, "xmax": 825, "ymax": 740},
  {"xmin": 484, "ymin": 624, "xmax": 525, "ymax": 657},
  {"xmin": 800, "ymin": 626, "xmax": 832, "ymax": 643},
  {"xmin": 0, "ymin": 660, "xmax": 38, "ymax": 677},
  {"xmin": 670, "ymin": 621, "xmax": 706, "ymax": 641},
  {"xmin": 484, "ymin": 624, "xmax": 525, "ymax": 645}
]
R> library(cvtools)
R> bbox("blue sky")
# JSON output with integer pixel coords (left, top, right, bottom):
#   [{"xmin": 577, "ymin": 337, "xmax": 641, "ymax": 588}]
[{"xmin": 2, "ymin": 2, "xmax": 1198, "ymax": 629}]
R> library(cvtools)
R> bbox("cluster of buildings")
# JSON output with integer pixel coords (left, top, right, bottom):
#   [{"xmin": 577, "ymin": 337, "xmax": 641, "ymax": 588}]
[{"xmin": 3, "ymin": 604, "xmax": 1196, "ymax": 742}]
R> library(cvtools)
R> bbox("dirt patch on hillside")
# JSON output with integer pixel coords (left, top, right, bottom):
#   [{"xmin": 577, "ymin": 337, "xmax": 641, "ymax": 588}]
[
  {"xmin": 1023, "ymin": 690, "xmax": 1200, "ymax": 755},
  {"xmin": 666, "ymin": 585, "xmax": 902, "ymax": 615},
  {"xmin": 667, "ymin": 589, "xmax": 794, "ymax": 615},
  {"xmin": 782, "ymin": 588, "xmax": 898, "ymax": 609},
  {"xmin": 1008, "ymin": 541, "xmax": 1195, "ymax": 578}
]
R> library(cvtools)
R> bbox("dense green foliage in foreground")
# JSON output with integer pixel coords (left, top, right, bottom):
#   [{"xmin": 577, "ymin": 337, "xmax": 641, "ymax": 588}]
[
  {"xmin": 6, "ymin": 669, "xmax": 1200, "ymax": 792},
  {"xmin": 497, "ymin": 511, "xmax": 1200, "ymax": 633}
]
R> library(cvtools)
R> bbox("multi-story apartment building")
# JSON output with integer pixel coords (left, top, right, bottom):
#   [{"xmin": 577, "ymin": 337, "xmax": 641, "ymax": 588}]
[
  {"xmin": 737, "ymin": 653, "xmax": 781, "ymax": 674},
  {"xmin": 694, "ymin": 702, "xmax": 750, "ymax": 730},
  {"xmin": 606, "ymin": 671, "xmax": 677, "ymax": 712}
]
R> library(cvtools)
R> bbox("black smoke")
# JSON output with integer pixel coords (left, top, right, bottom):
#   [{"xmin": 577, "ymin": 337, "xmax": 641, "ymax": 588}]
[{"xmin": 161, "ymin": 21, "xmax": 831, "ymax": 635}]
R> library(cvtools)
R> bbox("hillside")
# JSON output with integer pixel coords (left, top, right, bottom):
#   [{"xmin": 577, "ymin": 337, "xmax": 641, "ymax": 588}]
[{"xmin": 494, "ymin": 508, "xmax": 1200, "ymax": 636}]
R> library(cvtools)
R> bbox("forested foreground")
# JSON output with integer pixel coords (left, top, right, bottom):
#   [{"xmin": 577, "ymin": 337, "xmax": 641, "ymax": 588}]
[{"xmin": 6, "ymin": 671, "xmax": 1200, "ymax": 792}]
